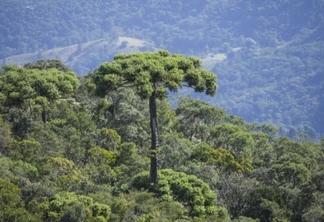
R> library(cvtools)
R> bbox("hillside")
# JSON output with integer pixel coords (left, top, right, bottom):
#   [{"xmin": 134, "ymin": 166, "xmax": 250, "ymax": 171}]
[
  {"xmin": 2, "ymin": 36, "xmax": 154, "ymax": 75},
  {"xmin": 1, "ymin": 0, "xmax": 324, "ymax": 137}
]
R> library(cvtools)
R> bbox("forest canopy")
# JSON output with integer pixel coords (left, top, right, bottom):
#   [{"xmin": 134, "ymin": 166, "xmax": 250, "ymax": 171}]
[{"xmin": 0, "ymin": 58, "xmax": 323, "ymax": 221}]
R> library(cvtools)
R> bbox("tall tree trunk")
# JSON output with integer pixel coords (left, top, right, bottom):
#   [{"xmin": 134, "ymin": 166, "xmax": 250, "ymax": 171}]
[
  {"xmin": 149, "ymin": 89, "xmax": 159, "ymax": 184},
  {"xmin": 41, "ymin": 110, "xmax": 47, "ymax": 124}
]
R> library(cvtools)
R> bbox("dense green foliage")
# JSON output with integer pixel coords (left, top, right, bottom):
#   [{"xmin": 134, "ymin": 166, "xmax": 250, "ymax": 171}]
[
  {"xmin": 0, "ymin": 59, "xmax": 324, "ymax": 221},
  {"xmin": 132, "ymin": 169, "xmax": 227, "ymax": 220}
]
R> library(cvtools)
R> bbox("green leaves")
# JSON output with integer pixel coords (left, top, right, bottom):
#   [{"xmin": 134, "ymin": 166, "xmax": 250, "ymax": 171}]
[
  {"xmin": 47, "ymin": 192, "xmax": 111, "ymax": 221},
  {"xmin": 0, "ymin": 64, "xmax": 79, "ymax": 136},
  {"xmin": 0, "ymin": 115, "xmax": 11, "ymax": 152},
  {"xmin": 132, "ymin": 169, "xmax": 227, "ymax": 219},
  {"xmin": 0, "ymin": 66, "xmax": 78, "ymax": 108},
  {"xmin": 0, "ymin": 179, "xmax": 36, "ymax": 221},
  {"xmin": 88, "ymin": 147, "xmax": 117, "ymax": 166},
  {"xmin": 175, "ymin": 98, "xmax": 227, "ymax": 141},
  {"xmin": 7, "ymin": 139, "xmax": 42, "ymax": 162},
  {"xmin": 211, "ymin": 123, "xmax": 255, "ymax": 158},
  {"xmin": 24, "ymin": 59, "xmax": 72, "ymax": 72},
  {"xmin": 92, "ymin": 50, "xmax": 217, "ymax": 100},
  {"xmin": 97, "ymin": 128, "xmax": 121, "ymax": 151}
]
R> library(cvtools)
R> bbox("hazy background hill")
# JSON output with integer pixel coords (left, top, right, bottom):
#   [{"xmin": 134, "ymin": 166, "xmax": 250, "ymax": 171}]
[
  {"xmin": 2, "ymin": 36, "xmax": 155, "ymax": 74},
  {"xmin": 1, "ymin": 0, "xmax": 324, "ymax": 138}
]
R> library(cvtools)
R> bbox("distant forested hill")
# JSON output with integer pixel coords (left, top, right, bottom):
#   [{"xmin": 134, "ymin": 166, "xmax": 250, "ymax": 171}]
[
  {"xmin": 1, "ymin": 0, "xmax": 324, "ymax": 137},
  {"xmin": 2, "ymin": 0, "xmax": 323, "ymax": 57}
]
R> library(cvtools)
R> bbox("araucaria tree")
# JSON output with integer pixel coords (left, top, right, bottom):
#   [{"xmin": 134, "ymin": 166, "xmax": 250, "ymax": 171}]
[{"xmin": 92, "ymin": 50, "xmax": 217, "ymax": 183}]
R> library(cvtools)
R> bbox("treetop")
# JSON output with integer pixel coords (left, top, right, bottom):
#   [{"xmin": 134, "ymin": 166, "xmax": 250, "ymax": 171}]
[{"xmin": 93, "ymin": 50, "xmax": 217, "ymax": 99}]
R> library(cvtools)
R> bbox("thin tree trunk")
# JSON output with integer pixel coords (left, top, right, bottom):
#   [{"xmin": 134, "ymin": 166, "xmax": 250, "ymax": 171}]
[
  {"xmin": 149, "ymin": 89, "xmax": 159, "ymax": 184},
  {"xmin": 41, "ymin": 110, "xmax": 47, "ymax": 124}
]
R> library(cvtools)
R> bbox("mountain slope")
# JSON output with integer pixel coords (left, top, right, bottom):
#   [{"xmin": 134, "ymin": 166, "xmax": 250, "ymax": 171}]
[
  {"xmin": 1, "ymin": 0, "xmax": 324, "ymax": 137},
  {"xmin": 2, "ymin": 36, "xmax": 154, "ymax": 75}
]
